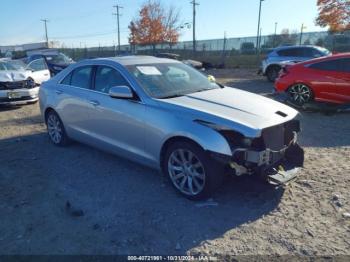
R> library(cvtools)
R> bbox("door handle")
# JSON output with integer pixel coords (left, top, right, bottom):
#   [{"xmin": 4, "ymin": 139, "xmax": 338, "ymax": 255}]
[
  {"xmin": 55, "ymin": 90, "xmax": 63, "ymax": 95},
  {"xmin": 89, "ymin": 100, "xmax": 100, "ymax": 106}
]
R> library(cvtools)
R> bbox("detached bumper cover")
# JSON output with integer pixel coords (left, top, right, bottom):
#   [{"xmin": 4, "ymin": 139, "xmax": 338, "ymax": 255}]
[{"xmin": 262, "ymin": 143, "xmax": 304, "ymax": 185}]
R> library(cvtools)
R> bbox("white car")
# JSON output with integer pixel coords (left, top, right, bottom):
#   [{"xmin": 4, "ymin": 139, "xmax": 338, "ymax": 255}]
[{"xmin": 0, "ymin": 59, "xmax": 50, "ymax": 105}]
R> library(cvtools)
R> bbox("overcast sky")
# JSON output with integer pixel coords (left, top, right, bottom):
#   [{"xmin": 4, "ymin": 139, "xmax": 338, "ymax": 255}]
[{"xmin": 0, "ymin": 0, "xmax": 325, "ymax": 47}]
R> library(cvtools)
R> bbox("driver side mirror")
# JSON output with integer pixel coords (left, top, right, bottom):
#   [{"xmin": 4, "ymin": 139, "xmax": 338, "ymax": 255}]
[{"xmin": 109, "ymin": 86, "xmax": 134, "ymax": 99}]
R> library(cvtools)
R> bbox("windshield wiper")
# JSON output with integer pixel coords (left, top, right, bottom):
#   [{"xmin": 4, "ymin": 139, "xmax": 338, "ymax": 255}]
[{"xmin": 159, "ymin": 93, "xmax": 185, "ymax": 99}]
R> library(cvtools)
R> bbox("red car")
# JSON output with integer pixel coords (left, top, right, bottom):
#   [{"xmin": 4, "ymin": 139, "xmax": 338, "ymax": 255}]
[{"xmin": 275, "ymin": 53, "xmax": 350, "ymax": 105}]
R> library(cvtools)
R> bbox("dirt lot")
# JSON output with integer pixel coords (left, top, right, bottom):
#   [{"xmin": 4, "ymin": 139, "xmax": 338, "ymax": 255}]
[{"xmin": 0, "ymin": 69, "xmax": 350, "ymax": 257}]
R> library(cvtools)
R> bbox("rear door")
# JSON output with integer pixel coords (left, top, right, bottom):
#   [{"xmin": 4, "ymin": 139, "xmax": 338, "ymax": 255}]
[{"xmin": 55, "ymin": 66, "xmax": 95, "ymax": 139}]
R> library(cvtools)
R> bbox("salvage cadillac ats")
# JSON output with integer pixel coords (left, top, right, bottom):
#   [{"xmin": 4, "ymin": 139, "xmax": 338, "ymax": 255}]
[{"xmin": 39, "ymin": 56, "xmax": 304, "ymax": 200}]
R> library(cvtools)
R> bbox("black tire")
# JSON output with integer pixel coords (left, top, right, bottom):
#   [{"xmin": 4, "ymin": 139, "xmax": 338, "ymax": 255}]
[
  {"xmin": 266, "ymin": 65, "xmax": 281, "ymax": 82},
  {"xmin": 163, "ymin": 141, "xmax": 224, "ymax": 200},
  {"xmin": 45, "ymin": 110, "xmax": 70, "ymax": 146},
  {"xmin": 287, "ymin": 83, "xmax": 313, "ymax": 106}
]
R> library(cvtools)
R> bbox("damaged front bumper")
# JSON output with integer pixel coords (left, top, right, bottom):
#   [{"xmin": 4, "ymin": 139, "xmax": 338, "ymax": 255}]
[
  {"xmin": 225, "ymin": 142, "xmax": 304, "ymax": 186},
  {"xmin": 0, "ymin": 86, "xmax": 39, "ymax": 106},
  {"xmin": 259, "ymin": 143, "xmax": 304, "ymax": 185}
]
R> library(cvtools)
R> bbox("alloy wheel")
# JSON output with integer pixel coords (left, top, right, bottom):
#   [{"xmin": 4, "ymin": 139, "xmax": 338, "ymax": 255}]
[
  {"xmin": 167, "ymin": 149, "xmax": 206, "ymax": 196},
  {"xmin": 47, "ymin": 113, "xmax": 63, "ymax": 144},
  {"xmin": 289, "ymin": 84, "xmax": 312, "ymax": 105}
]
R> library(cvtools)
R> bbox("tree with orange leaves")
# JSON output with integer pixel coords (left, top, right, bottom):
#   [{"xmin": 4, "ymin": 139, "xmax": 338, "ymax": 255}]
[
  {"xmin": 316, "ymin": 0, "xmax": 350, "ymax": 32},
  {"xmin": 128, "ymin": 1, "xmax": 180, "ymax": 51}
]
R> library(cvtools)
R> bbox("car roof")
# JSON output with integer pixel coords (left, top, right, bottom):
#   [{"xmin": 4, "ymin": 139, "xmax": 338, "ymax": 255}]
[
  {"xmin": 274, "ymin": 45, "xmax": 321, "ymax": 51},
  {"xmin": 94, "ymin": 55, "xmax": 181, "ymax": 66}
]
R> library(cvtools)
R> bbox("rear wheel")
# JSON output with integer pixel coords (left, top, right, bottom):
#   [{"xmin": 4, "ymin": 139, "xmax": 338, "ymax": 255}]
[
  {"xmin": 46, "ymin": 110, "xmax": 70, "ymax": 146},
  {"xmin": 266, "ymin": 65, "xmax": 281, "ymax": 82},
  {"xmin": 163, "ymin": 141, "xmax": 224, "ymax": 200},
  {"xmin": 288, "ymin": 83, "xmax": 313, "ymax": 106}
]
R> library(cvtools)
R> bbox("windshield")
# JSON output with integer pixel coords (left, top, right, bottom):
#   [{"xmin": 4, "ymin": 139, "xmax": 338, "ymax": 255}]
[
  {"xmin": 126, "ymin": 63, "xmax": 220, "ymax": 99},
  {"xmin": 7, "ymin": 60, "xmax": 27, "ymax": 70},
  {"xmin": 45, "ymin": 53, "xmax": 71, "ymax": 64},
  {"xmin": 0, "ymin": 61, "xmax": 20, "ymax": 71}
]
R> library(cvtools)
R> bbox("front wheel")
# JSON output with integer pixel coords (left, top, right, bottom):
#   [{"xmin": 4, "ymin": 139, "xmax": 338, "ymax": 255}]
[
  {"xmin": 46, "ymin": 110, "xmax": 70, "ymax": 146},
  {"xmin": 163, "ymin": 141, "xmax": 224, "ymax": 200},
  {"xmin": 288, "ymin": 83, "xmax": 313, "ymax": 106}
]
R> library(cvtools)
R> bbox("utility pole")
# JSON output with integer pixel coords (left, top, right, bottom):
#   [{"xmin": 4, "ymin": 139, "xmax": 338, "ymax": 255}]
[
  {"xmin": 190, "ymin": 0, "xmax": 199, "ymax": 54},
  {"xmin": 256, "ymin": 0, "xmax": 264, "ymax": 54},
  {"xmin": 113, "ymin": 4, "xmax": 123, "ymax": 55},
  {"xmin": 299, "ymin": 23, "xmax": 306, "ymax": 45},
  {"xmin": 221, "ymin": 31, "xmax": 227, "ymax": 65},
  {"xmin": 258, "ymin": 27, "xmax": 262, "ymax": 50},
  {"xmin": 273, "ymin": 22, "xmax": 278, "ymax": 47},
  {"xmin": 41, "ymin": 19, "xmax": 49, "ymax": 48}
]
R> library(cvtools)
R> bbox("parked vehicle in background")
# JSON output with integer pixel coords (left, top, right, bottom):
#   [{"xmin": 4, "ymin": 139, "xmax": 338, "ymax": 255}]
[
  {"xmin": 0, "ymin": 59, "xmax": 38, "ymax": 105},
  {"xmin": 156, "ymin": 52, "xmax": 204, "ymax": 69},
  {"xmin": 8, "ymin": 59, "xmax": 50, "ymax": 85},
  {"xmin": 240, "ymin": 42, "xmax": 255, "ymax": 55},
  {"xmin": 39, "ymin": 56, "xmax": 304, "ymax": 200},
  {"xmin": 275, "ymin": 53, "xmax": 350, "ymax": 105},
  {"xmin": 261, "ymin": 45, "xmax": 331, "ymax": 82},
  {"xmin": 26, "ymin": 49, "xmax": 74, "ymax": 76}
]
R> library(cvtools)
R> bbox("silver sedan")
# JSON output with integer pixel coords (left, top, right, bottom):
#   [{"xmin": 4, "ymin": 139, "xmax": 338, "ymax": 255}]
[{"xmin": 39, "ymin": 56, "xmax": 304, "ymax": 200}]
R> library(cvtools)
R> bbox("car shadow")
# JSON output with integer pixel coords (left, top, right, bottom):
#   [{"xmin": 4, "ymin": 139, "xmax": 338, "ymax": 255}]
[{"xmin": 0, "ymin": 132, "xmax": 283, "ymax": 255}]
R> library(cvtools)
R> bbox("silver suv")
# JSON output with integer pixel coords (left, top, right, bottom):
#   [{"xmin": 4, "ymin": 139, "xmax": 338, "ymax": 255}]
[{"xmin": 260, "ymin": 45, "xmax": 331, "ymax": 82}]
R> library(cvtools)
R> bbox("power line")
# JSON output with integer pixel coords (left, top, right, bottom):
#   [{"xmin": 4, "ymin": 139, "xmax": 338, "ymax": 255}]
[
  {"xmin": 51, "ymin": 30, "xmax": 118, "ymax": 40},
  {"xmin": 41, "ymin": 19, "xmax": 49, "ymax": 47},
  {"xmin": 190, "ymin": 0, "xmax": 199, "ymax": 54},
  {"xmin": 113, "ymin": 3, "xmax": 123, "ymax": 54}
]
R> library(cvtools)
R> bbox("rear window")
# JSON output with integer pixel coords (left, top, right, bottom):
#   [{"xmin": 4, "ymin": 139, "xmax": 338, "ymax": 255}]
[{"xmin": 277, "ymin": 48, "xmax": 302, "ymax": 57}]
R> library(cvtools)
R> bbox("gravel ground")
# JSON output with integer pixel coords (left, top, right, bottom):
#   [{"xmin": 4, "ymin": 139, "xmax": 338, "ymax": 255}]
[{"xmin": 0, "ymin": 69, "xmax": 349, "ymax": 257}]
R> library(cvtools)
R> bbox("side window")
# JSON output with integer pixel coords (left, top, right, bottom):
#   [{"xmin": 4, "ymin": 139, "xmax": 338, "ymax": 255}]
[
  {"xmin": 303, "ymin": 48, "xmax": 322, "ymax": 58},
  {"xmin": 309, "ymin": 60, "xmax": 340, "ymax": 71},
  {"xmin": 61, "ymin": 72, "xmax": 72, "ymax": 85},
  {"xmin": 28, "ymin": 58, "xmax": 47, "ymax": 71},
  {"xmin": 30, "ymin": 55, "xmax": 43, "ymax": 62},
  {"xmin": 70, "ymin": 66, "xmax": 93, "ymax": 89},
  {"xmin": 277, "ymin": 48, "xmax": 299, "ymax": 57},
  {"xmin": 94, "ymin": 66, "xmax": 129, "ymax": 93}
]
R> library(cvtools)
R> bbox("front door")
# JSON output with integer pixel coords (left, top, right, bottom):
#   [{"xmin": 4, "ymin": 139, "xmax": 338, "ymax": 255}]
[{"xmin": 86, "ymin": 65, "xmax": 150, "ymax": 163}]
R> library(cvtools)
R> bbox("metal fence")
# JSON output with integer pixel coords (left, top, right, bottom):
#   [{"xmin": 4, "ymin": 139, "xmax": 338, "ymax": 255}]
[{"xmin": 15, "ymin": 30, "xmax": 347, "ymax": 68}]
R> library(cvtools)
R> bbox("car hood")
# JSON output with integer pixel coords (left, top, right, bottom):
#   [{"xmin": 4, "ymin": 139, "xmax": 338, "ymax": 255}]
[
  {"xmin": 0, "ymin": 70, "xmax": 30, "ymax": 82},
  {"xmin": 157, "ymin": 87, "xmax": 299, "ymax": 137}
]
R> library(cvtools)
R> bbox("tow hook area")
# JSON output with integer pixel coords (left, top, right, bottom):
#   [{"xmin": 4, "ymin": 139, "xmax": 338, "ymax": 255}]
[
  {"xmin": 267, "ymin": 165, "xmax": 299, "ymax": 185},
  {"xmin": 266, "ymin": 143, "xmax": 304, "ymax": 186}
]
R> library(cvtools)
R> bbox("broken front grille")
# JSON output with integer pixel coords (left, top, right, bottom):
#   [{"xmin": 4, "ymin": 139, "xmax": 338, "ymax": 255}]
[
  {"xmin": 0, "ymin": 80, "xmax": 35, "ymax": 90},
  {"xmin": 262, "ymin": 120, "xmax": 300, "ymax": 151}
]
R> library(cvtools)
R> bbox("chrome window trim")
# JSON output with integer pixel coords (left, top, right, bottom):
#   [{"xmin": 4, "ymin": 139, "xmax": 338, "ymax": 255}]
[{"xmin": 58, "ymin": 62, "xmax": 145, "ymax": 104}]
